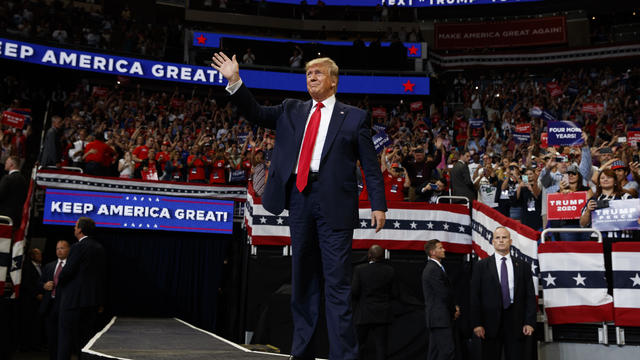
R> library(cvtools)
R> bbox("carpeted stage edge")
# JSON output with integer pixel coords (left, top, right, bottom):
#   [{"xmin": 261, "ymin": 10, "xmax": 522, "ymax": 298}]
[{"xmin": 82, "ymin": 317, "xmax": 295, "ymax": 360}]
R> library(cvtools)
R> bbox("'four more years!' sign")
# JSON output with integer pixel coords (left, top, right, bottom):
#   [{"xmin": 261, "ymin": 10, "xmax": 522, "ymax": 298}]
[
  {"xmin": 43, "ymin": 189, "xmax": 234, "ymax": 234},
  {"xmin": 548, "ymin": 121, "xmax": 584, "ymax": 146}
]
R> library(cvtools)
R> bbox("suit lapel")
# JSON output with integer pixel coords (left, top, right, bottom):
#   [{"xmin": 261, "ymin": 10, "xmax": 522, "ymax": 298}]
[
  {"xmin": 320, "ymin": 101, "xmax": 347, "ymax": 163},
  {"xmin": 489, "ymin": 255, "xmax": 500, "ymax": 286}
]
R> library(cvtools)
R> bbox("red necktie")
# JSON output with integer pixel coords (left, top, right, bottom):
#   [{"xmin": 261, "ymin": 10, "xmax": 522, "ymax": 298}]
[
  {"xmin": 52, "ymin": 261, "xmax": 63, "ymax": 297},
  {"xmin": 296, "ymin": 102, "xmax": 324, "ymax": 192}
]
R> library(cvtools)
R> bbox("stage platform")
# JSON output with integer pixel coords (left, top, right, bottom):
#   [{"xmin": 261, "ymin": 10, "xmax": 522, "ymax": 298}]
[{"xmin": 82, "ymin": 317, "xmax": 289, "ymax": 360}]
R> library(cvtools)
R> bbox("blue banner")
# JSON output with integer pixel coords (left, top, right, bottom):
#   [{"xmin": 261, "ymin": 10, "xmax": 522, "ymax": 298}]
[
  {"xmin": 548, "ymin": 121, "xmax": 583, "ymax": 146},
  {"xmin": 372, "ymin": 123, "xmax": 387, "ymax": 133},
  {"xmin": 530, "ymin": 107, "xmax": 542, "ymax": 117},
  {"xmin": 0, "ymin": 37, "xmax": 429, "ymax": 95},
  {"xmin": 513, "ymin": 132, "xmax": 531, "ymax": 143},
  {"xmin": 469, "ymin": 118, "xmax": 484, "ymax": 128},
  {"xmin": 43, "ymin": 189, "xmax": 234, "ymax": 234},
  {"xmin": 193, "ymin": 32, "xmax": 422, "ymax": 58},
  {"xmin": 372, "ymin": 131, "xmax": 392, "ymax": 153},
  {"xmin": 254, "ymin": 0, "xmax": 541, "ymax": 7},
  {"xmin": 592, "ymin": 199, "xmax": 640, "ymax": 232},
  {"xmin": 541, "ymin": 110, "xmax": 557, "ymax": 122}
]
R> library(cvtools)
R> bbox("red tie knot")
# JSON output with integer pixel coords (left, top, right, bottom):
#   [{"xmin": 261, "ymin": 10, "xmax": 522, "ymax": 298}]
[{"xmin": 316, "ymin": 102, "xmax": 324, "ymax": 110}]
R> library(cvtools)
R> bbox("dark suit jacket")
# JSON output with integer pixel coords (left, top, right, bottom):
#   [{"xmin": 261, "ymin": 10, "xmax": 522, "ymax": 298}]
[
  {"xmin": 57, "ymin": 237, "xmax": 107, "ymax": 310},
  {"xmin": 422, "ymin": 259, "xmax": 455, "ymax": 329},
  {"xmin": 231, "ymin": 84, "xmax": 387, "ymax": 229},
  {"xmin": 0, "ymin": 171, "xmax": 27, "ymax": 225},
  {"xmin": 470, "ymin": 254, "xmax": 536, "ymax": 339},
  {"xmin": 39, "ymin": 261, "xmax": 57, "ymax": 315},
  {"xmin": 352, "ymin": 261, "xmax": 396, "ymax": 325},
  {"xmin": 450, "ymin": 160, "xmax": 476, "ymax": 202}
]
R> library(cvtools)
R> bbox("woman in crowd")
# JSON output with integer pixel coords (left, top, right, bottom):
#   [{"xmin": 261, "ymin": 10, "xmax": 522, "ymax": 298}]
[
  {"xmin": 549, "ymin": 165, "xmax": 592, "ymax": 240},
  {"xmin": 580, "ymin": 168, "xmax": 634, "ymax": 293},
  {"xmin": 118, "ymin": 150, "xmax": 135, "ymax": 178}
]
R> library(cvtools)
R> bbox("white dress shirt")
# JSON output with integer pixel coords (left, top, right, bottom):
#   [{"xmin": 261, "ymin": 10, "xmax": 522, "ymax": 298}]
[
  {"xmin": 495, "ymin": 253, "xmax": 514, "ymax": 304},
  {"xmin": 226, "ymin": 79, "xmax": 336, "ymax": 173}
]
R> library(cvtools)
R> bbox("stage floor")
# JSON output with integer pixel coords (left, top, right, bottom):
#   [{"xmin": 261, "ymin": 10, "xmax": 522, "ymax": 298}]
[{"xmin": 83, "ymin": 317, "xmax": 288, "ymax": 360}]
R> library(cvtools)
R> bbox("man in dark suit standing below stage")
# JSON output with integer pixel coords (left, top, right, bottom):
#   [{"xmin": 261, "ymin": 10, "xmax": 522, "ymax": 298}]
[
  {"xmin": 450, "ymin": 150, "xmax": 476, "ymax": 202},
  {"xmin": 40, "ymin": 239, "xmax": 71, "ymax": 360},
  {"xmin": 422, "ymin": 239, "xmax": 459, "ymax": 360},
  {"xmin": 0, "ymin": 156, "xmax": 27, "ymax": 226},
  {"xmin": 470, "ymin": 227, "xmax": 536, "ymax": 360},
  {"xmin": 352, "ymin": 244, "xmax": 395, "ymax": 360},
  {"xmin": 212, "ymin": 53, "xmax": 387, "ymax": 360},
  {"xmin": 57, "ymin": 217, "xmax": 107, "ymax": 360}
]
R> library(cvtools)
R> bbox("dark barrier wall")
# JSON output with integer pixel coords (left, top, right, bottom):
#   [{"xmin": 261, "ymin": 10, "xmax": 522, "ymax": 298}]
[{"xmin": 41, "ymin": 224, "xmax": 230, "ymax": 332}]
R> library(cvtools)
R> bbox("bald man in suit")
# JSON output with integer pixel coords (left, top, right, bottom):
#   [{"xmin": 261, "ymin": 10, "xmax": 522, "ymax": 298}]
[{"xmin": 470, "ymin": 227, "xmax": 536, "ymax": 360}]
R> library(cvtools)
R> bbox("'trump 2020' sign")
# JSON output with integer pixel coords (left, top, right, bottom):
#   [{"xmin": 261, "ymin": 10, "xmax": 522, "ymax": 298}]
[{"xmin": 43, "ymin": 189, "xmax": 234, "ymax": 234}]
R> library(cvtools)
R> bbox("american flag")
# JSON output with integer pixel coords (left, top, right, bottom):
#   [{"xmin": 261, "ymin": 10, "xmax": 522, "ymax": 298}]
[
  {"xmin": 36, "ymin": 169, "xmax": 247, "ymax": 201},
  {"xmin": 9, "ymin": 171, "xmax": 36, "ymax": 298},
  {"xmin": 538, "ymin": 241, "xmax": 613, "ymax": 324},
  {"xmin": 471, "ymin": 201, "xmax": 540, "ymax": 292},
  {"xmin": 0, "ymin": 224, "xmax": 11, "ymax": 296},
  {"xmin": 245, "ymin": 191, "xmax": 472, "ymax": 253},
  {"xmin": 612, "ymin": 242, "xmax": 640, "ymax": 326}
]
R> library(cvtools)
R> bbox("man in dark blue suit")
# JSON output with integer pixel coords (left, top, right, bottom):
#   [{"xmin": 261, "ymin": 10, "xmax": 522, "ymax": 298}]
[
  {"xmin": 470, "ymin": 227, "xmax": 536, "ymax": 360},
  {"xmin": 422, "ymin": 239, "xmax": 459, "ymax": 360},
  {"xmin": 40, "ymin": 239, "xmax": 71, "ymax": 360},
  {"xmin": 57, "ymin": 217, "xmax": 107, "ymax": 360},
  {"xmin": 212, "ymin": 52, "xmax": 387, "ymax": 360}
]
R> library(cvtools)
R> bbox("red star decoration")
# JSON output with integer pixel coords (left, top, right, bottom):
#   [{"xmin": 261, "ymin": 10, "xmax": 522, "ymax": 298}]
[
  {"xmin": 196, "ymin": 34, "xmax": 207, "ymax": 45},
  {"xmin": 408, "ymin": 45, "xmax": 418, "ymax": 56},
  {"xmin": 403, "ymin": 80, "xmax": 415, "ymax": 92}
]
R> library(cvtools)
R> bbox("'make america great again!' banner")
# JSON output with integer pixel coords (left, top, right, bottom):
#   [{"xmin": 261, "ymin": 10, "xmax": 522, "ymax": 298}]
[{"xmin": 435, "ymin": 16, "xmax": 566, "ymax": 50}]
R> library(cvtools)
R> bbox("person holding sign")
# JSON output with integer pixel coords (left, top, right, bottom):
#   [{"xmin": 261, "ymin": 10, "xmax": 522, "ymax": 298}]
[
  {"xmin": 548, "ymin": 165, "xmax": 592, "ymax": 241},
  {"xmin": 580, "ymin": 169, "xmax": 633, "ymax": 294},
  {"xmin": 211, "ymin": 52, "xmax": 386, "ymax": 360}
]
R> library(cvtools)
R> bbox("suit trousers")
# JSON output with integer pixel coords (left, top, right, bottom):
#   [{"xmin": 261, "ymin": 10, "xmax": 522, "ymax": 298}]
[
  {"xmin": 481, "ymin": 306, "xmax": 524, "ymax": 360},
  {"xmin": 58, "ymin": 306, "xmax": 98, "ymax": 360},
  {"xmin": 356, "ymin": 323, "xmax": 388, "ymax": 360},
  {"xmin": 45, "ymin": 299, "xmax": 60, "ymax": 360},
  {"xmin": 428, "ymin": 327, "xmax": 455, "ymax": 360},
  {"xmin": 288, "ymin": 181, "xmax": 358, "ymax": 360}
]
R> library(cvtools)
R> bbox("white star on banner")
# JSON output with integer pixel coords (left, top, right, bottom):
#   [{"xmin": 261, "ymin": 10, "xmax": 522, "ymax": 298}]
[
  {"xmin": 126, "ymin": 196, "xmax": 130, "ymax": 200},
  {"xmin": 410, "ymin": 222, "xmax": 417, "ymax": 229},
  {"xmin": 360, "ymin": 220, "xmax": 368, "ymax": 228},
  {"xmin": 393, "ymin": 221, "xmax": 400, "ymax": 228},
  {"xmin": 276, "ymin": 217, "xmax": 284, "ymax": 225},
  {"xmin": 442, "ymin": 223, "xmax": 449, "ymax": 230},
  {"xmin": 154, "ymin": 225, "xmax": 158, "ymax": 228},
  {"xmin": 141, "ymin": 197, "xmax": 145, "ymax": 201},
  {"xmin": 630, "ymin": 273, "xmax": 640, "ymax": 287},
  {"xmin": 459, "ymin": 226, "xmax": 465, "ymax": 232},
  {"xmin": 531, "ymin": 263, "xmax": 538, "ymax": 273},
  {"xmin": 156, "ymin": 197, "xmax": 160, "ymax": 202},
  {"xmin": 260, "ymin": 217, "xmax": 267, "ymax": 224},
  {"xmin": 573, "ymin": 273, "xmax": 587, "ymax": 286},
  {"xmin": 124, "ymin": 223, "xmax": 127, "ymax": 227},
  {"xmin": 543, "ymin": 273, "xmax": 556, "ymax": 287},
  {"xmin": 427, "ymin": 222, "xmax": 434, "ymax": 229},
  {"xmin": 131, "ymin": 223, "xmax": 135, "ymax": 227},
  {"xmin": 146, "ymin": 224, "xmax": 150, "ymax": 228},
  {"xmin": 133, "ymin": 196, "xmax": 137, "ymax": 200}
]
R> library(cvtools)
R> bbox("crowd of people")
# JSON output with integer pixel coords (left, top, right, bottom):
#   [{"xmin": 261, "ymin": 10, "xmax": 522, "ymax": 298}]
[
  {"xmin": 20, "ymin": 64, "xmax": 639, "ymax": 235},
  {"xmin": 1, "ymin": 0, "xmax": 170, "ymax": 58}
]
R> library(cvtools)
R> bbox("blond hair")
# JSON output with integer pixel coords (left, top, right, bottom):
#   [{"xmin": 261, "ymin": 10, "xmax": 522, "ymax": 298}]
[{"xmin": 305, "ymin": 57, "xmax": 339, "ymax": 86}]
